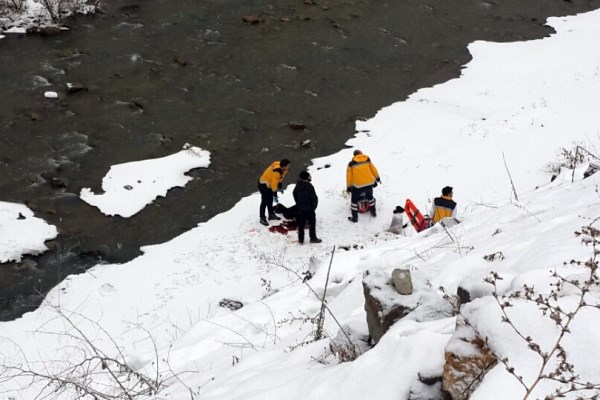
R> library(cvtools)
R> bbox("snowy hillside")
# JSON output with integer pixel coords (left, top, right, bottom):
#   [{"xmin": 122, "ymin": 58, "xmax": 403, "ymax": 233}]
[{"xmin": 1, "ymin": 8, "xmax": 600, "ymax": 400}]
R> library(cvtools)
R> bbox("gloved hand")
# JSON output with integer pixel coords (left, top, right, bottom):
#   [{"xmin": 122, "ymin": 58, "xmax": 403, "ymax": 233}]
[
  {"xmin": 346, "ymin": 187, "xmax": 352, "ymax": 193},
  {"xmin": 278, "ymin": 183, "xmax": 284, "ymax": 193},
  {"xmin": 377, "ymin": 178, "xmax": 382, "ymax": 184},
  {"xmin": 273, "ymin": 194, "xmax": 279, "ymax": 204}
]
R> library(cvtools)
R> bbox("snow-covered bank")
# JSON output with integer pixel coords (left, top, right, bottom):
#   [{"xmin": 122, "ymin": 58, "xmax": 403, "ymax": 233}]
[
  {"xmin": 80, "ymin": 144, "xmax": 211, "ymax": 218},
  {"xmin": 0, "ymin": 202, "xmax": 57, "ymax": 263},
  {"xmin": 0, "ymin": 0, "xmax": 97, "ymax": 35},
  {"xmin": 1, "ymin": 7, "xmax": 600, "ymax": 400}
]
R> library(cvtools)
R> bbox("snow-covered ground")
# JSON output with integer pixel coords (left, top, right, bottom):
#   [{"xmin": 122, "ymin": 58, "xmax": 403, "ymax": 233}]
[
  {"xmin": 1, "ymin": 8, "xmax": 600, "ymax": 400},
  {"xmin": 0, "ymin": 202, "xmax": 57, "ymax": 263},
  {"xmin": 0, "ymin": 0, "xmax": 97, "ymax": 34},
  {"xmin": 80, "ymin": 144, "xmax": 210, "ymax": 218}
]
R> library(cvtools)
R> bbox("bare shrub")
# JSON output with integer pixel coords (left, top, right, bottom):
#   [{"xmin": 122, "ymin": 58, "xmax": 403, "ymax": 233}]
[
  {"xmin": 0, "ymin": 0, "xmax": 27, "ymax": 13},
  {"xmin": 38, "ymin": 0, "xmax": 82, "ymax": 22},
  {"xmin": 545, "ymin": 143, "xmax": 591, "ymax": 175},
  {"xmin": 0, "ymin": 306, "xmax": 166, "ymax": 399},
  {"xmin": 465, "ymin": 222, "xmax": 600, "ymax": 399}
]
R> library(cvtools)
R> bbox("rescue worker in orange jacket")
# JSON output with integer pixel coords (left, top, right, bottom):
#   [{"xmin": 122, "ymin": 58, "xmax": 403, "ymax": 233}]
[
  {"xmin": 346, "ymin": 150, "xmax": 380, "ymax": 222},
  {"xmin": 430, "ymin": 186, "xmax": 457, "ymax": 224},
  {"xmin": 258, "ymin": 159, "xmax": 291, "ymax": 226}
]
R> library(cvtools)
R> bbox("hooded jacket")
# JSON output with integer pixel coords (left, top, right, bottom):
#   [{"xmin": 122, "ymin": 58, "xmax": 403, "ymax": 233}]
[
  {"xmin": 293, "ymin": 179, "xmax": 318, "ymax": 212},
  {"xmin": 346, "ymin": 154, "xmax": 380, "ymax": 190},
  {"xmin": 259, "ymin": 161, "xmax": 288, "ymax": 192}
]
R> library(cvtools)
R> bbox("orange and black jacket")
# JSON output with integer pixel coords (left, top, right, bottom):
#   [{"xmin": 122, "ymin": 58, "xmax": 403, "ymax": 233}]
[
  {"xmin": 346, "ymin": 154, "xmax": 380, "ymax": 190},
  {"xmin": 259, "ymin": 161, "xmax": 288, "ymax": 192},
  {"xmin": 431, "ymin": 195, "xmax": 457, "ymax": 223}
]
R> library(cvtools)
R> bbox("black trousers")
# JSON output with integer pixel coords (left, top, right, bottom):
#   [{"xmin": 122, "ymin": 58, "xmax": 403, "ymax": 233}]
[
  {"xmin": 297, "ymin": 209, "xmax": 317, "ymax": 241},
  {"xmin": 350, "ymin": 186, "xmax": 375, "ymax": 217},
  {"xmin": 258, "ymin": 183, "xmax": 274, "ymax": 219}
]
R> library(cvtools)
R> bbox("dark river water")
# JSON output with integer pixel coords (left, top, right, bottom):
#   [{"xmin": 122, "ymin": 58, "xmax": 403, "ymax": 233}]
[{"xmin": 1, "ymin": 0, "xmax": 599, "ymax": 320}]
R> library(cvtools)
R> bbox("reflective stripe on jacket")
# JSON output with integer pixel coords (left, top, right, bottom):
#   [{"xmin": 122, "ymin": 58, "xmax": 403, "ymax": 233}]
[
  {"xmin": 346, "ymin": 154, "xmax": 380, "ymax": 189},
  {"xmin": 259, "ymin": 161, "xmax": 287, "ymax": 191},
  {"xmin": 431, "ymin": 196, "xmax": 457, "ymax": 223}
]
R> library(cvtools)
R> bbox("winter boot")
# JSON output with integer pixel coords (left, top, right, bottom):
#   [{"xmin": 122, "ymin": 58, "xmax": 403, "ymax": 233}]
[
  {"xmin": 348, "ymin": 211, "xmax": 358, "ymax": 223},
  {"xmin": 260, "ymin": 217, "xmax": 269, "ymax": 226}
]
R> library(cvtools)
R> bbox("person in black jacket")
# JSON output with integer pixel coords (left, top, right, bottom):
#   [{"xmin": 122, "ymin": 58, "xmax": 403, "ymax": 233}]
[{"xmin": 292, "ymin": 171, "xmax": 322, "ymax": 244}]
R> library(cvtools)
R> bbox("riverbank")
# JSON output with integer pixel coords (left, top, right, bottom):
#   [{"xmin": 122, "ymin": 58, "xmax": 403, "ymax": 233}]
[
  {"xmin": 1, "ymin": 8, "xmax": 600, "ymax": 397},
  {"xmin": 1, "ymin": 0, "xmax": 599, "ymax": 320}
]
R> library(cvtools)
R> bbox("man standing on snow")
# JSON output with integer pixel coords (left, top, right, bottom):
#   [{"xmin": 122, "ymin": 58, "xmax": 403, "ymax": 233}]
[
  {"xmin": 346, "ymin": 149, "xmax": 381, "ymax": 222},
  {"xmin": 258, "ymin": 159, "xmax": 291, "ymax": 226},
  {"xmin": 293, "ymin": 171, "xmax": 322, "ymax": 244},
  {"xmin": 430, "ymin": 186, "xmax": 457, "ymax": 224}
]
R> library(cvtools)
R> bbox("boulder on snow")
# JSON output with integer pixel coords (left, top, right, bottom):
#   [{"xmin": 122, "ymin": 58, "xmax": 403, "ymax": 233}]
[
  {"xmin": 363, "ymin": 269, "xmax": 452, "ymax": 344},
  {"xmin": 392, "ymin": 268, "xmax": 413, "ymax": 295},
  {"xmin": 363, "ymin": 270, "xmax": 413, "ymax": 343},
  {"xmin": 442, "ymin": 316, "xmax": 498, "ymax": 400}
]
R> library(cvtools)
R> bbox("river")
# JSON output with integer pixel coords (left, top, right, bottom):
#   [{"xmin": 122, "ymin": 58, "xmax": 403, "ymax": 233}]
[{"xmin": 1, "ymin": 0, "xmax": 599, "ymax": 320}]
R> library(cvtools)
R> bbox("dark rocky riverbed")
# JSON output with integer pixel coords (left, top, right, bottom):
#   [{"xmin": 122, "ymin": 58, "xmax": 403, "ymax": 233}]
[{"xmin": 1, "ymin": 0, "xmax": 599, "ymax": 320}]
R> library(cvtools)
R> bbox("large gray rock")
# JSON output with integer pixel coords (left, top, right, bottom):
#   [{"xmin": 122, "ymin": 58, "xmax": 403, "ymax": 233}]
[
  {"xmin": 392, "ymin": 268, "xmax": 413, "ymax": 295},
  {"xmin": 363, "ymin": 269, "xmax": 452, "ymax": 344},
  {"xmin": 363, "ymin": 270, "xmax": 414, "ymax": 344}
]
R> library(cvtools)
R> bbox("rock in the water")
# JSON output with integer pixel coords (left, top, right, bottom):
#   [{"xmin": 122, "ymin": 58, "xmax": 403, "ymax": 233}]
[
  {"xmin": 50, "ymin": 178, "xmax": 67, "ymax": 189},
  {"xmin": 66, "ymin": 82, "xmax": 88, "ymax": 94},
  {"xmin": 39, "ymin": 26, "xmax": 64, "ymax": 36},
  {"xmin": 242, "ymin": 15, "xmax": 260, "ymax": 24},
  {"xmin": 287, "ymin": 121, "xmax": 306, "ymax": 130}
]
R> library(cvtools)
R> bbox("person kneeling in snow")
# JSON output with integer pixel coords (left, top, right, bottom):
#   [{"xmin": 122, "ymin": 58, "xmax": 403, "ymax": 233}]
[
  {"xmin": 430, "ymin": 186, "xmax": 457, "ymax": 225},
  {"xmin": 293, "ymin": 171, "xmax": 322, "ymax": 244}
]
